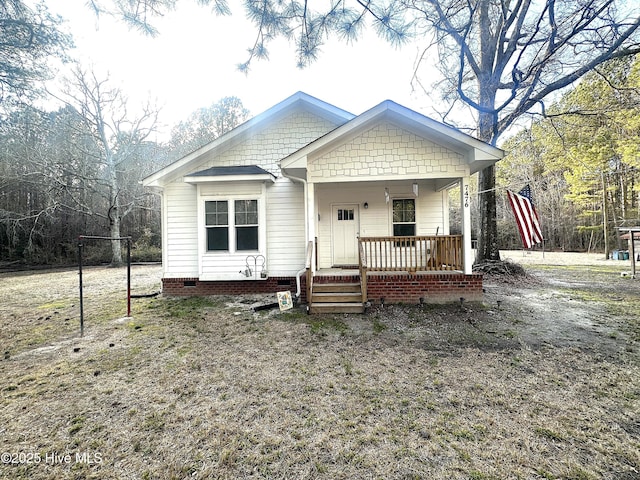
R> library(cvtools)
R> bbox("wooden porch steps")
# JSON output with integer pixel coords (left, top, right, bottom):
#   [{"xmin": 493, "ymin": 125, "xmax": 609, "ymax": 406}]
[{"xmin": 309, "ymin": 282, "xmax": 364, "ymax": 314}]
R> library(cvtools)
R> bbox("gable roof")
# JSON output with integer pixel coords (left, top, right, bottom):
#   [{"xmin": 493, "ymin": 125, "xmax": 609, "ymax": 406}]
[
  {"xmin": 143, "ymin": 92, "xmax": 354, "ymax": 188},
  {"xmin": 281, "ymin": 100, "xmax": 504, "ymax": 177}
]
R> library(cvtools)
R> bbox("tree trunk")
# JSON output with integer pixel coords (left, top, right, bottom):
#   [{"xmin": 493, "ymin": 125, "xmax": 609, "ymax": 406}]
[
  {"xmin": 475, "ymin": 103, "xmax": 501, "ymax": 263},
  {"xmin": 476, "ymin": 165, "xmax": 501, "ymax": 262},
  {"xmin": 108, "ymin": 158, "xmax": 123, "ymax": 267},
  {"xmin": 474, "ymin": 0, "xmax": 501, "ymax": 263},
  {"xmin": 110, "ymin": 212, "xmax": 123, "ymax": 267}
]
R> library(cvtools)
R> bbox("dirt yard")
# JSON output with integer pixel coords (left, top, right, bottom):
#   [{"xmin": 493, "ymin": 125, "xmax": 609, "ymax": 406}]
[{"xmin": 0, "ymin": 254, "xmax": 638, "ymax": 480}]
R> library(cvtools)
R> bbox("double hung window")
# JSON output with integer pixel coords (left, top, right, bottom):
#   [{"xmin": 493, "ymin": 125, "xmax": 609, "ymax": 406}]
[
  {"xmin": 205, "ymin": 201, "xmax": 229, "ymax": 251},
  {"xmin": 234, "ymin": 200, "xmax": 258, "ymax": 251},
  {"xmin": 392, "ymin": 199, "xmax": 416, "ymax": 236},
  {"xmin": 205, "ymin": 199, "xmax": 259, "ymax": 252}
]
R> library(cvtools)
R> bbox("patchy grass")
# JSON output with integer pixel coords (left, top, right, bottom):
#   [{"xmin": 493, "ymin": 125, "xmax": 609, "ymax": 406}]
[{"xmin": 0, "ymin": 265, "xmax": 639, "ymax": 479}]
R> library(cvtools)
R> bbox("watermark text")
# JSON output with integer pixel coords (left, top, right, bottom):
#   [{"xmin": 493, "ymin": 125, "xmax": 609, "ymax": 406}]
[{"xmin": 1, "ymin": 450, "xmax": 102, "ymax": 466}]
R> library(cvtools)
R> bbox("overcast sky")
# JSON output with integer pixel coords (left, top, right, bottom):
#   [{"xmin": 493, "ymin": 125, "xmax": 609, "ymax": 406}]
[{"xmin": 47, "ymin": 0, "xmax": 438, "ymax": 138}]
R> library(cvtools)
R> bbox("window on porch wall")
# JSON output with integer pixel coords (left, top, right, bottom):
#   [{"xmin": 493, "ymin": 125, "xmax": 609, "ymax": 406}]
[{"xmin": 392, "ymin": 199, "xmax": 416, "ymax": 237}]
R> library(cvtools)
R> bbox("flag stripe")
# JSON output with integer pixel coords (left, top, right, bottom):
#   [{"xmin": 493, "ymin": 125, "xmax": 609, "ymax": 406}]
[{"xmin": 507, "ymin": 189, "xmax": 543, "ymax": 249}]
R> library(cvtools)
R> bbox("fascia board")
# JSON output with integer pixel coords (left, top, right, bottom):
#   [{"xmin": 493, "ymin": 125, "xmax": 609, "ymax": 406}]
[{"xmin": 183, "ymin": 174, "xmax": 275, "ymax": 184}]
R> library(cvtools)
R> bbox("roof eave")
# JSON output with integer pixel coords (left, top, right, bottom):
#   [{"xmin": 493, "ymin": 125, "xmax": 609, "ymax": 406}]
[{"xmin": 184, "ymin": 173, "xmax": 276, "ymax": 184}]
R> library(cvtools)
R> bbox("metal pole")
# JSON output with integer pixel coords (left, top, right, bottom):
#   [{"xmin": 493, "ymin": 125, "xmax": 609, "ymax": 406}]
[
  {"xmin": 629, "ymin": 230, "xmax": 636, "ymax": 279},
  {"xmin": 127, "ymin": 238, "xmax": 131, "ymax": 317},
  {"xmin": 78, "ymin": 240, "xmax": 84, "ymax": 337}
]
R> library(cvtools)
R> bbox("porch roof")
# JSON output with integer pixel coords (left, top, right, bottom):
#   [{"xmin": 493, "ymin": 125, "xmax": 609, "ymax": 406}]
[
  {"xmin": 280, "ymin": 100, "xmax": 504, "ymax": 180},
  {"xmin": 184, "ymin": 165, "xmax": 275, "ymax": 184}
]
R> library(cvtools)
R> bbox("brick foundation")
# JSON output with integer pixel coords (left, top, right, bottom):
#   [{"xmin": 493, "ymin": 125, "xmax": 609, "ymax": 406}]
[
  {"xmin": 163, "ymin": 272, "xmax": 483, "ymax": 305},
  {"xmin": 162, "ymin": 276, "xmax": 307, "ymax": 301},
  {"xmin": 366, "ymin": 272, "xmax": 483, "ymax": 304}
]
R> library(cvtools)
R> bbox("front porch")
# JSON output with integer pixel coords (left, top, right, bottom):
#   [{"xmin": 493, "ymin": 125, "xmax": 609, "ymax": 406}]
[{"xmin": 305, "ymin": 236, "xmax": 482, "ymax": 313}]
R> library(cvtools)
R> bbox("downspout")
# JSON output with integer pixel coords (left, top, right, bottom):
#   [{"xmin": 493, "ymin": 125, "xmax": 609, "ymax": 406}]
[{"xmin": 283, "ymin": 168, "xmax": 310, "ymax": 302}]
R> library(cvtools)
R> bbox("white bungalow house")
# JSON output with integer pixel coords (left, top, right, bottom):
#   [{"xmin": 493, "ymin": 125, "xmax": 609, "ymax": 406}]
[{"xmin": 143, "ymin": 92, "xmax": 504, "ymax": 313}]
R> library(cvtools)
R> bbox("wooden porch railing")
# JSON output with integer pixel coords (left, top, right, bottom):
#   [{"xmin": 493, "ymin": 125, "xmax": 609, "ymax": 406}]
[
  {"xmin": 359, "ymin": 240, "xmax": 368, "ymax": 303},
  {"xmin": 358, "ymin": 235, "xmax": 463, "ymax": 273}
]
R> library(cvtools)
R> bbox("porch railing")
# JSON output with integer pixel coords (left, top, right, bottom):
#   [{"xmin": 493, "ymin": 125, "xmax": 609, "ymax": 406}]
[
  {"xmin": 305, "ymin": 240, "xmax": 314, "ymax": 304},
  {"xmin": 358, "ymin": 235, "xmax": 463, "ymax": 273}
]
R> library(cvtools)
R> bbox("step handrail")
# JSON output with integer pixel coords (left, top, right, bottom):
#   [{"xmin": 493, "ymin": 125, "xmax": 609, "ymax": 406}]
[{"xmin": 305, "ymin": 240, "xmax": 314, "ymax": 304}]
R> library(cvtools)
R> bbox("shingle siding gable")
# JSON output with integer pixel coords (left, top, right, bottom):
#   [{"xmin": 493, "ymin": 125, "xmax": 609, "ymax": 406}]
[
  {"xmin": 309, "ymin": 122, "xmax": 466, "ymax": 181},
  {"xmin": 191, "ymin": 111, "xmax": 339, "ymax": 176}
]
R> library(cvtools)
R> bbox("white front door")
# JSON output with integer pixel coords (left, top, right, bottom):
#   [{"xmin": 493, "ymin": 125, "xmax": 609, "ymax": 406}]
[{"xmin": 332, "ymin": 204, "xmax": 359, "ymax": 266}]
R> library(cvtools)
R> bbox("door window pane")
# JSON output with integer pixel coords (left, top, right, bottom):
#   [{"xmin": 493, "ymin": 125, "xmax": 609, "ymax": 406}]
[{"xmin": 337, "ymin": 208, "xmax": 354, "ymax": 221}]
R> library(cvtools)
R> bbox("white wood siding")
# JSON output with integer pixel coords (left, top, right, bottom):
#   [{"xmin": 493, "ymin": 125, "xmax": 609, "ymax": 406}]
[
  {"xmin": 161, "ymin": 108, "xmax": 341, "ymax": 281},
  {"xmin": 308, "ymin": 122, "xmax": 467, "ymax": 183},
  {"xmin": 266, "ymin": 177, "xmax": 306, "ymax": 276},
  {"xmin": 163, "ymin": 182, "xmax": 199, "ymax": 278},
  {"xmin": 315, "ymin": 181, "xmax": 446, "ymax": 269}
]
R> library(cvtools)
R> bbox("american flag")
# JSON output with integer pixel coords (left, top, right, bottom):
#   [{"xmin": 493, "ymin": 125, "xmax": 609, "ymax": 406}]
[{"xmin": 507, "ymin": 185, "xmax": 543, "ymax": 249}]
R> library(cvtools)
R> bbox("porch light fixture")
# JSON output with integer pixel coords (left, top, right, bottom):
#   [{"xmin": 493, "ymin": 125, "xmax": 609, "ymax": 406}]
[
  {"xmin": 384, "ymin": 188, "xmax": 390, "ymax": 204},
  {"xmin": 364, "ymin": 202, "xmax": 369, "ymax": 209},
  {"xmin": 413, "ymin": 182, "xmax": 419, "ymax": 197}
]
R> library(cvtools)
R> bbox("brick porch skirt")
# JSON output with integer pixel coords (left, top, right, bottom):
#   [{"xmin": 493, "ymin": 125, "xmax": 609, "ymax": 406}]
[
  {"xmin": 367, "ymin": 272, "xmax": 483, "ymax": 303},
  {"xmin": 162, "ymin": 272, "xmax": 483, "ymax": 305}
]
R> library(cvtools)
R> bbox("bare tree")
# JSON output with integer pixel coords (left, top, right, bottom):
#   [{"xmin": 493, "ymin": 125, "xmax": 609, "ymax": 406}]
[
  {"xmin": 168, "ymin": 96, "xmax": 250, "ymax": 161},
  {"xmin": 57, "ymin": 65, "xmax": 159, "ymax": 266},
  {"xmin": 87, "ymin": 0, "xmax": 640, "ymax": 262}
]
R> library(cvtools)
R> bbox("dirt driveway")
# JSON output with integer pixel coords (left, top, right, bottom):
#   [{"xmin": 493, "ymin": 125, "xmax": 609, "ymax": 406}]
[{"xmin": 490, "ymin": 250, "xmax": 639, "ymax": 355}]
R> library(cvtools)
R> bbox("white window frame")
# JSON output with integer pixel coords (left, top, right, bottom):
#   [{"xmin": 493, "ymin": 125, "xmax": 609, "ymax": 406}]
[
  {"xmin": 233, "ymin": 199, "xmax": 260, "ymax": 252},
  {"xmin": 204, "ymin": 200, "xmax": 230, "ymax": 251},
  {"xmin": 202, "ymin": 197, "xmax": 263, "ymax": 254},
  {"xmin": 196, "ymin": 182, "xmax": 268, "ymax": 281},
  {"xmin": 392, "ymin": 198, "xmax": 417, "ymax": 237}
]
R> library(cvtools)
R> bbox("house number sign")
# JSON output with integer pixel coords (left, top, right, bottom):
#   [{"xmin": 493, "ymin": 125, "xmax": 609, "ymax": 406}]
[{"xmin": 464, "ymin": 185, "xmax": 470, "ymax": 208}]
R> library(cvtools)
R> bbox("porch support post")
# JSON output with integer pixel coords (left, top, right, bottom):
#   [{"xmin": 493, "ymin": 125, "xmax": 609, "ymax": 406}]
[
  {"xmin": 460, "ymin": 176, "xmax": 473, "ymax": 274},
  {"xmin": 306, "ymin": 181, "xmax": 316, "ymax": 273}
]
